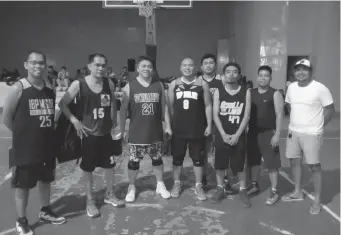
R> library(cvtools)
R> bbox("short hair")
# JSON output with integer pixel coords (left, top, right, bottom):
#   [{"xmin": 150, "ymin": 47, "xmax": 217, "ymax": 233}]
[
  {"xmin": 201, "ymin": 53, "xmax": 217, "ymax": 64},
  {"xmin": 136, "ymin": 55, "xmax": 154, "ymax": 67},
  {"xmin": 223, "ymin": 62, "xmax": 241, "ymax": 74},
  {"xmin": 61, "ymin": 66, "xmax": 66, "ymax": 70},
  {"xmin": 258, "ymin": 65, "xmax": 272, "ymax": 75},
  {"xmin": 48, "ymin": 65, "xmax": 54, "ymax": 69},
  {"xmin": 88, "ymin": 53, "xmax": 107, "ymax": 64},
  {"xmin": 26, "ymin": 51, "xmax": 46, "ymax": 62}
]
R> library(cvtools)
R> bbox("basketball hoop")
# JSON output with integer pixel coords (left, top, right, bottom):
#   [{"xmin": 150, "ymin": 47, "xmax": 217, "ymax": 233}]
[{"xmin": 133, "ymin": 0, "xmax": 162, "ymax": 18}]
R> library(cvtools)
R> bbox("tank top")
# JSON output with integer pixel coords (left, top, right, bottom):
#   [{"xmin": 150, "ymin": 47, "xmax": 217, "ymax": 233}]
[
  {"xmin": 217, "ymin": 85, "xmax": 247, "ymax": 135},
  {"xmin": 172, "ymin": 77, "xmax": 206, "ymax": 139},
  {"xmin": 249, "ymin": 87, "xmax": 276, "ymax": 132},
  {"xmin": 12, "ymin": 78, "xmax": 55, "ymax": 166},
  {"xmin": 79, "ymin": 78, "xmax": 112, "ymax": 136},
  {"xmin": 200, "ymin": 74, "xmax": 223, "ymax": 96},
  {"xmin": 128, "ymin": 77, "xmax": 164, "ymax": 145}
]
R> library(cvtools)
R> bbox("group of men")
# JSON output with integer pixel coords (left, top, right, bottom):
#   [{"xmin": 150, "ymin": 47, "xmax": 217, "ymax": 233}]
[{"xmin": 2, "ymin": 51, "xmax": 334, "ymax": 235}]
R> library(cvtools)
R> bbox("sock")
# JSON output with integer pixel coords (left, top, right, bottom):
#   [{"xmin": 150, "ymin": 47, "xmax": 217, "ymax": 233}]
[
  {"xmin": 271, "ymin": 188, "xmax": 277, "ymax": 192},
  {"xmin": 174, "ymin": 180, "xmax": 181, "ymax": 184},
  {"xmin": 17, "ymin": 217, "xmax": 27, "ymax": 222},
  {"xmin": 240, "ymin": 186, "xmax": 246, "ymax": 190},
  {"xmin": 217, "ymin": 185, "xmax": 224, "ymax": 189},
  {"xmin": 195, "ymin": 183, "xmax": 202, "ymax": 187},
  {"xmin": 157, "ymin": 181, "xmax": 164, "ymax": 185}
]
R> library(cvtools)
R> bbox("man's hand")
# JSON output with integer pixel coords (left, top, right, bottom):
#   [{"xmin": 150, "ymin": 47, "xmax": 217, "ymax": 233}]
[
  {"xmin": 164, "ymin": 126, "xmax": 172, "ymax": 137},
  {"xmin": 228, "ymin": 134, "xmax": 240, "ymax": 146},
  {"xmin": 270, "ymin": 132, "xmax": 280, "ymax": 148},
  {"xmin": 221, "ymin": 133, "xmax": 232, "ymax": 144},
  {"xmin": 204, "ymin": 125, "xmax": 212, "ymax": 137},
  {"xmin": 71, "ymin": 119, "xmax": 92, "ymax": 138}
]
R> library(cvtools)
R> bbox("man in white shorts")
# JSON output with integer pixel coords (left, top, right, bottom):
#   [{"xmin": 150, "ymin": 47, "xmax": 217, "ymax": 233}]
[{"xmin": 282, "ymin": 59, "xmax": 334, "ymax": 215}]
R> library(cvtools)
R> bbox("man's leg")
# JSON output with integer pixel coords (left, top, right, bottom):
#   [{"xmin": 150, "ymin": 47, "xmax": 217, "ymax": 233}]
[
  {"xmin": 246, "ymin": 132, "xmax": 262, "ymax": 195},
  {"xmin": 282, "ymin": 131, "xmax": 304, "ymax": 201},
  {"xmin": 150, "ymin": 143, "xmax": 171, "ymax": 199},
  {"xmin": 170, "ymin": 137, "xmax": 187, "ymax": 198},
  {"xmin": 202, "ymin": 135, "xmax": 212, "ymax": 186},
  {"xmin": 126, "ymin": 144, "xmax": 143, "ymax": 202}
]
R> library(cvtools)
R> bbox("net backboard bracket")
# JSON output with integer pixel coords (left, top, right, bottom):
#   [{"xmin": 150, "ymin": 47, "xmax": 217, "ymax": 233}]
[{"xmin": 103, "ymin": 0, "xmax": 193, "ymax": 9}]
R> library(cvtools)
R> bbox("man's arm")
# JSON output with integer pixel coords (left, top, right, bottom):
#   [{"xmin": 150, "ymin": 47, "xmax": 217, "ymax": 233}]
[
  {"xmin": 58, "ymin": 80, "xmax": 80, "ymax": 124},
  {"xmin": 202, "ymin": 81, "xmax": 213, "ymax": 128},
  {"xmin": 167, "ymin": 81, "xmax": 176, "ymax": 118},
  {"xmin": 284, "ymin": 85, "xmax": 291, "ymax": 115},
  {"xmin": 2, "ymin": 82, "xmax": 22, "ymax": 132},
  {"xmin": 319, "ymin": 85, "xmax": 335, "ymax": 127},
  {"xmin": 213, "ymin": 90, "xmax": 225, "ymax": 137},
  {"xmin": 160, "ymin": 82, "xmax": 171, "ymax": 131},
  {"xmin": 273, "ymin": 90, "xmax": 284, "ymax": 135},
  {"xmin": 323, "ymin": 104, "xmax": 335, "ymax": 126},
  {"xmin": 108, "ymin": 79, "xmax": 118, "ymax": 128},
  {"xmin": 119, "ymin": 84, "xmax": 130, "ymax": 136},
  {"xmin": 235, "ymin": 89, "xmax": 251, "ymax": 137}
]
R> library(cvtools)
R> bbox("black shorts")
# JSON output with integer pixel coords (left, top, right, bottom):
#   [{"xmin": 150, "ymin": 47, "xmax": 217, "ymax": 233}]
[
  {"xmin": 214, "ymin": 134, "xmax": 246, "ymax": 173},
  {"xmin": 247, "ymin": 130, "xmax": 281, "ymax": 170},
  {"xmin": 11, "ymin": 159, "xmax": 56, "ymax": 189},
  {"xmin": 171, "ymin": 136, "xmax": 205, "ymax": 167},
  {"xmin": 80, "ymin": 134, "xmax": 118, "ymax": 172}
]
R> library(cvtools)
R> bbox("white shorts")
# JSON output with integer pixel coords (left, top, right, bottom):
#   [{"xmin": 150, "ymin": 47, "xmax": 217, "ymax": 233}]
[{"xmin": 285, "ymin": 130, "xmax": 323, "ymax": 164}]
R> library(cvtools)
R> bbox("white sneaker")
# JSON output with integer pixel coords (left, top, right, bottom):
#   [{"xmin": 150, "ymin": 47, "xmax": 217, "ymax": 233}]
[
  {"xmin": 125, "ymin": 185, "xmax": 136, "ymax": 202},
  {"xmin": 156, "ymin": 181, "xmax": 171, "ymax": 199}
]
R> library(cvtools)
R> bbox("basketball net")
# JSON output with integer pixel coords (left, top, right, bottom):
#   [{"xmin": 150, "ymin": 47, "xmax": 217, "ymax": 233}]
[{"xmin": 133, "ymin": 0, "xmax": 162, "ymax": 18}]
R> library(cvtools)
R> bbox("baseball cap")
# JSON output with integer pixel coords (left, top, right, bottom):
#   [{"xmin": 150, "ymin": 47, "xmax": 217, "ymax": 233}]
[{"xmin": 294, "ymin": 59, "xmax": 312, "ymax": 68}]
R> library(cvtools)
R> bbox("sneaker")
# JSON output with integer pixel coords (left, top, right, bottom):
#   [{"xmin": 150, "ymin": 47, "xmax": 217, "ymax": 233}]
[
  {"xmin": 156, "ymin": 182, "xmax": 171, "ymax": 199},
  {"xmin": 39, "ymin": 206, "xmax": 66, "ymax": 225},
  {"xmin": 195, "ymin": 184, "xmax": 207, "ymax": 201},
  {"xmin": 104, "ymin": 191, "xmax": 126, "ymax": 208},
  {"xmin": 171, "ymin": 181, "xmax": 182, "ymax": 198},
  {"xmin": 265, "ymin": 189, "xmax": 280, "ymax": 205},
  {"xmin": 247, "ymin": 182, "xmax": 260, "ymax": 196},
  {"xmin": 224, "ymin": 183, "xmax": 238, "ymax": 195},
  {"xmin": 16, "ymin": 217, "xmax": 33, "ymax": 235},
  {"xmin": 211, "ymin": 186, "xmax": 225, "ymax": 203},
  {"xmin": 86, "ymin": 199, "xmax": 100, "ymax": 218},
  {"xmin": 125, "ymin": 185, "xmax": 137, "ymax": 203},
  {"xmin": 239, "ymin": 189, "xmax": 251, "ymax": 208}
]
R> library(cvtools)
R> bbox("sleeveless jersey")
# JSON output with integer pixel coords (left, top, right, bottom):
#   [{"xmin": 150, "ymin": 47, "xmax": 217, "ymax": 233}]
[
  {"xmin": 79, "ymin": 78, "xmax": 112, "ymax": 136},
  {"xmin": 200, "ymin": 74, "xmax": 223, "ymax": 96},
  {"xmin": 12, "ymin": 78, "xmax": 55, "ymax": 166},
  {"xmin": 217, "ymin": 85, "xmax": 247, "ymax": 135},
  {"xmin": 172, "ymin": 77, "xmax": 206, "ymax": 139},
  {"xmin": 249, "ymin": 87, "xmax": 276, "ymax": 132},
  {"xmin": 128, "ymin": 78, "xmax": 164, "ymax": 145}
]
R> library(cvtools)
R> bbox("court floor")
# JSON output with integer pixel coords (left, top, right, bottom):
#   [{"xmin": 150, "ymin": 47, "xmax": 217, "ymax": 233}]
[{"xmin": 0, "ymin": 127, "xmax": 339, "ymax": 235}]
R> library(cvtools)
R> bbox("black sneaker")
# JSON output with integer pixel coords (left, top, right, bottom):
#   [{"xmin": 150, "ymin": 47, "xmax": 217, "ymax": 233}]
[
  {"xmin": 239, "ymin": 189, "xmax": 251, "ymax": 208},
  {"xmin": 224, "ymin": 182, "xmax": 238, "ymax": 195},
  {"xmin": 265, "ymin": 189, "xmax": 280, "ymax": 205},
  {"xmin": 211, "ymin": 186, "xmax": 225, "ymax": 203},
  {"xmin": 16, "ymin": 217, "xmax": 33, "ymax": 235},
  {"xmin": 247, "ymin": 181, "xmax": 260, "ymax": 196},
  {"xmin": 39, "ymin": 206, "xmax": 66, "ymax": 225}
]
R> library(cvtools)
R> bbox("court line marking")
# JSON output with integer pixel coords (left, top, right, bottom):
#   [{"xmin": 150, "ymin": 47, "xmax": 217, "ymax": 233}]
[
  {"xmin": 0, "ymin": 228, "xmax": 15, "ymax": 235},
  {"xmin": 260, "ymin": 222, "xmax": 294, "ymax": 235},
  {"xmin": 279, "ymin": 170, "xmax": 341, "ymax": 223},
  {"xmin": 0, "ymin": 171, "xmax": 12, "ymax": 187}
]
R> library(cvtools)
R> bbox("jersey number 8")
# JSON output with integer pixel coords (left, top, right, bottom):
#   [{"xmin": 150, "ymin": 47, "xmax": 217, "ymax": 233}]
[
  {"xmin": 183, "ymin": 99, "xmax": 189, "ymax": 110},
  {"xmin": 93, "ymin": 108, "xmax": 104, "ymax": 120},
  {"xmin": 39, "ymin": 116, "xmax": 52, "ymax": 128}
]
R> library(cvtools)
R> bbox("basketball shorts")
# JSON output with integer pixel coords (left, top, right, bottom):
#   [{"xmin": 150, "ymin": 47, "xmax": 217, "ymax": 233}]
[
  {"xmin": 128, "ymin": 142, "xmax": 163, "ymax": 163},
  {"xmin": 80, "ymin": 134, "xmax": 118, "ymax": 172},
  {"xmin": 11, "ymin": 159, "xmax": 56, "ymax": 189},
  {"xmin": 247, "ymin": 130, "xmax": 281, "ymax": 170},
  {"xmin": 171, "ymin": 136, "xmax": 205, "ymax": 167},
  {"xmin": 214, "ymin": 134, "xmax": 246, "ymax": 173},
  {"xmin": 285, "ymin": 130, "xmax": 323, "ymax": 165}
]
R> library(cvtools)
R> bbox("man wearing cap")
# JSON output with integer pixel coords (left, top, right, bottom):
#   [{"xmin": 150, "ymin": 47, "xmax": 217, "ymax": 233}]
[{"xmin": 282, "ymin": 59, "xmax": 334, "ymax": 215}]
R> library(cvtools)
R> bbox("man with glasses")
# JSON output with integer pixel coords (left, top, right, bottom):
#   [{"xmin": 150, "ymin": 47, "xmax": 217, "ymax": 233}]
[
  {"xmin": 59, "ymin": 53, "xmax": 125, "ymax": 218},
  {"xmin": 2, "ymin": 51, "xmax": 66, "ymax": 235}
]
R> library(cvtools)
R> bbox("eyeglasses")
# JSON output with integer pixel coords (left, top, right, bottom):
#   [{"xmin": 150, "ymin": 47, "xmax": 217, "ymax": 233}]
[{"xmin": 27, "ymin": 61, "xmax": 46, "ymax": 66}]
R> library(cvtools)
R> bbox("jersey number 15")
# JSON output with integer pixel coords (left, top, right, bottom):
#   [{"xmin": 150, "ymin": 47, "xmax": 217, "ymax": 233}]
[{"xmin": 93, "ymin": 108, "xmax": 104, "ymax": 120}]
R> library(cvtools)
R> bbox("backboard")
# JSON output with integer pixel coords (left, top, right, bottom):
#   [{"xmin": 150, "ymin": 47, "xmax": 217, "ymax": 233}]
[{"xmin": 103, "ymin": 0, "xmax": 192, "ymax": 9}]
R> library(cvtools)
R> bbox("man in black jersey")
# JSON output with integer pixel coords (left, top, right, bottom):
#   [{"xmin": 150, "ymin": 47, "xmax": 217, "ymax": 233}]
[
  {"xmin": 59, "ymin": 53, "xmax": 125, "ymax": 218},
  {"xmin": 120, "ymin": 56, "xmax": 172, "ymax": 203},
  {"xmin": 247, "ymin": 65, "xmax": 283, "ymax": 205},
  {"xmin": 2, "ymin": 51, "xmax": 66, "ymax": 235},
  {"xmin": 168, "ymin": 58, "xmax": 212, "ymax": 201},
  {"xmin": 211, "ymin": 62, "xmax": 251, "ymax": 207}
]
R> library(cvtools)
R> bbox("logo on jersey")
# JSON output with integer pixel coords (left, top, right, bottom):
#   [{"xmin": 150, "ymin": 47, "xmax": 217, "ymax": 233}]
[
  {"xmin": 220, "ymin": 101, "xmax": 244, "ymax": 124},
  {"xmin": 101, "ymin": 94, "xmax": 111, "ymax": 107},
  {"xmin": 29, "ymin": 98, "xmax": 54, "ymax": 116},
  {"xmin": 175, "ymin": 91, "xmax": 198, "ymax": 100},
  {"xmin": 134, "ymin": 93, "xmax": 160, "ymax": 116}
]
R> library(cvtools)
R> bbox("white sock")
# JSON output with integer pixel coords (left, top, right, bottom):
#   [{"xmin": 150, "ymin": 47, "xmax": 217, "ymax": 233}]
[
  {"xmin": 196, "ymin": 183, "xmax": 202, "ymax": 187},
  {"xmin": 174, "ymin": 180, "xmax": 181, "ymax": 184}
]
